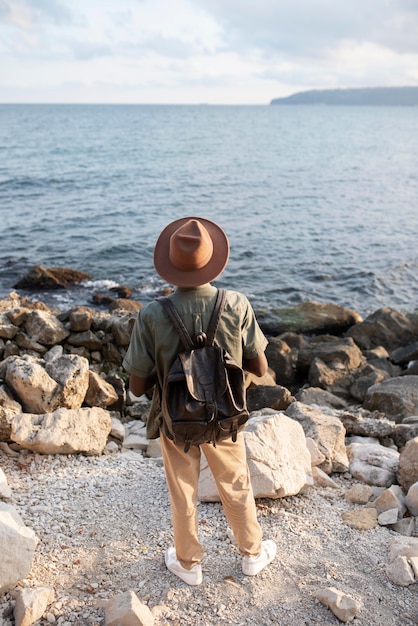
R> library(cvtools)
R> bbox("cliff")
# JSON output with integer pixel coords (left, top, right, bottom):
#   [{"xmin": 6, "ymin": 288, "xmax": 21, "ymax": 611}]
[{"xmin": 270, "ymin": 86, "xmax": 418, "ymax": 106}]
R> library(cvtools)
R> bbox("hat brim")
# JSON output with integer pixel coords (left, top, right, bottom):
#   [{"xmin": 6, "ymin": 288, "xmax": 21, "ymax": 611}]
[{"xmin": 153, "ymin": 217, "xmax": 230, "ymax": 287}]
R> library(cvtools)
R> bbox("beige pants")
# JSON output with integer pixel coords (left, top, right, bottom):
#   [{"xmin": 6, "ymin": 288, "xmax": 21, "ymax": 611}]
[{"xmin": 160, "ymin": 431, "xmax": 263, "ymax": 569}]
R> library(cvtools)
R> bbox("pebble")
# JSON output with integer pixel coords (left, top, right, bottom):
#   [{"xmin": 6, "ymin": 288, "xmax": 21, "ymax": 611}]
[{"xmin": 0, "ymin": 451, "xmax": 417, "ymax": 625}]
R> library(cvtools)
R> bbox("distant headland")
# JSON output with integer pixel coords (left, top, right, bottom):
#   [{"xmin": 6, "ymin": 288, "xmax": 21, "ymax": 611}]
[{"xmin": 270, "ymin": 86, "xmax": 418, "ymax": 106}]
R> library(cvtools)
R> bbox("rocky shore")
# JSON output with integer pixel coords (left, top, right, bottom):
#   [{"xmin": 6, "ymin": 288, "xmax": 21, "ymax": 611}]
[{"xmin": 1, "ymin": 286, "xmax": 418, "ymax": 625}]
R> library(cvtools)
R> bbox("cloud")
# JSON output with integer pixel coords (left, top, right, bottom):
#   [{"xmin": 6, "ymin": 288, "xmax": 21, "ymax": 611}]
[
  {"xmin": 0, "ymin": 0, "xmax": 72, "ymax": 28},
  {"xmin": 0, "ymin": 0, "xmax": 417, "ymax": 103},
  {"xmin": 198, "ymin": 0, "xmax": 418, "ymax": 56}
]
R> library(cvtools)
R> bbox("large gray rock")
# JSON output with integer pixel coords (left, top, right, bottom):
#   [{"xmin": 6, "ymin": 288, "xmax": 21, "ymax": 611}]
[
  {"xmin": 198, "ymin": 409, "xmax": 312, "ymax": 501},
  {"xmin": 0, "ymin": 503, "xmax": 38, "ymax": 593},
  {"xmin": 246, "ymin": 384, "xmax": 294, "ymax": 413},
  {"xmin": 256, "ymin": 301, "xmax": 362, "ymax": 336},
  {"xmin": 10, "ymin": 407, "xmax": 111, "ymax": 455},
  {"xmin": 337, "ymin": 408, "xmax": 395, "ymax": 439},
  {"xmin": 295, "ymin": 387, "xmax": 349, "ymax": 410},
  {"xmin": 364, "ymin": 376, "xmax": 418, "ymax": 422},
  {"xmin": 346, "ymin": 307, "xmax": 418, "ymax": 351},
  {"xmin": 264, "ymin": 338, "xmax": 295, "ymax": 387},
  {"xmin": 346, "ymin": 442, "xmax": 399, "ymax": 487},
  {"xmin": 285, "ymin": 401, "xmax": 349, "ymax": 474}
]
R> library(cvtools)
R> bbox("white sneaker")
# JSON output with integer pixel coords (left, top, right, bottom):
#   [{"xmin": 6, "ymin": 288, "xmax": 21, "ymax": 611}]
[
  {"xmin": 242, "ymin": 540, "xmax": 277, "ymax": 576},
  {"xmin": 165, "ymin": 547, "xmax": 203, "ymax": 585}
]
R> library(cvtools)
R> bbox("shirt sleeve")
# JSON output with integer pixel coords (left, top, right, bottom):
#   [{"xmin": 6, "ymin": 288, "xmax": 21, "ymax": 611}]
[
  {"xmin": 240, "ymin": 296, "xmax": 269, "ymax": 360},
  {"xmin": 122, "ymin": 309, "xmax": 156, "ymax": 378}
]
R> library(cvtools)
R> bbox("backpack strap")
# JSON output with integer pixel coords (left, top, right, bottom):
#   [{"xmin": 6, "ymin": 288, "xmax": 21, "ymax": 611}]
[
  {"xmin": 158, "ymin": 288, "xmax": 227, "ymax": 349},
  {"xmin": 157, "ymin": 297, "xmax": 195, "ymax": 351},
  {"xmin": 206, "ymin": 289, "xmax": 226, "ymax": 346}
]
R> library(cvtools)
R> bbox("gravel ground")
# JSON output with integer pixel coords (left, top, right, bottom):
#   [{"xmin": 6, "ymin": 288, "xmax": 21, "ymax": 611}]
[{"xmin": 1, "ymin": 448, "xmax": 418, "ymax": 626}]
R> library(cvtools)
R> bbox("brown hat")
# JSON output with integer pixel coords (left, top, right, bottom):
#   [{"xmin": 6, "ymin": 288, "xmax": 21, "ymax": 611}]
[{"xmin": 153, "ymin": 217, "xmax": 230, "ymax": 287}]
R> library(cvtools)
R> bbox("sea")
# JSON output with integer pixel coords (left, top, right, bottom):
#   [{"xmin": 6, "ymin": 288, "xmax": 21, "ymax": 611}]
[{"xmin": 1, "ymin": 103, "xmax": 418, "ymax": 318}]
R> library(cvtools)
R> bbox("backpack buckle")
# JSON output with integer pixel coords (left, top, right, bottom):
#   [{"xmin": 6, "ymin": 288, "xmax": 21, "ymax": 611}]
[{"xmin": 194, "ymin": 332, "xmax": 207, "ymax": 348}]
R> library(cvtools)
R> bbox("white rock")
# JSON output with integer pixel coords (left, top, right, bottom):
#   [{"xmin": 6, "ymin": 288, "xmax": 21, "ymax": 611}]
[
  {"xmin": 25, "ymin": 310, "xmax": 69, "ymax": 346},
  {"xmin": 0, "ymin": 467, "xmax": 12, "ymax": 499},
  {"xmin": 84, "ymin": 371, "xmax": 119, "ymax": 408},
  {"xmin": 346, "ymin": 442, "xmax": 399, "ymax": 487},
  {"xmin": 374, "ymin": 485, "xmax": 406, "ymax": 517},
  {"xmin": 45, "ymin": 354, "xmax": 90, "ymax": 409},
  {"xmin": 110, "ymin": 417, "xmax": 126, "ymax": 441},
  {"xmin": 105, "ymin": 590, "xmax": 154, "ymax": 625},
  {"xmin": 305, "ymin": 436, "xmax": 326, "ymax": 466},
  {"xmin": 312, "ymin": 466, "xmax": 339, "ymax": 488},
  {"xmin": 13, "ymin": 586, "xmax": 55, "ymax": 626},
  {"xmin": 199, "ymin": 410, "xmax": 312, "ymax": 502},
  {"xmin": 386, "ymin": 555, "xmax": 415, "ymax": 586},
  {"xmin": 378, "ymin": 508, "xmax": 399, "ymax": 525},
  {"xmin": 11, "ymin": 407, "xmax": 111, "ymax": 455},
  {"xmin": 285, "ymin": 402, "xmax": 349, "ymax": 474},
  {"xmin": 314, "ymin": 586, "xmax": 361, "ymax": 622},
  {"xmin": 0, "ymin": 506, "xmax": 38, "ymax": 593},
  {"xmin": 5, "ymin": 356, "xmax": 61, "ymax": 414}
]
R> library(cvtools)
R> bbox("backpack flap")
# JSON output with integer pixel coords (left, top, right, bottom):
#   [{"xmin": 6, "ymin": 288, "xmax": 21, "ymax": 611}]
[{"xmin": 179, "ymin": 347, "xmax": 227, "ymax": 407}]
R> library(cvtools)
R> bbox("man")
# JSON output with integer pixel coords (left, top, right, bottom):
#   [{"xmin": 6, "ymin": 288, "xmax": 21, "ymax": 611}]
[{"xmin": 123, "ymin": 217, "xmax": 276, "ymax": 586}]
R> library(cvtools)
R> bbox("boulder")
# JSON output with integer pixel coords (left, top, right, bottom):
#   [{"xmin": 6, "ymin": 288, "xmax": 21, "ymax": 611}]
[
  {"xmin": 397, "ymin": 437, "xmax": 418, "ymax": 491},
  {"xmin": 256, "ymin": 301, "xmax": 362, "ymax": 336},
  {"xmin": 394, "ymin": 418, "xmax": 418, "ymax": 449},
  {"xmin": 285, "ymin": 401, "xmax": 348, "ymax": 473},
  {"xmin": 346, "ymin": 307, "xmax": 418, "ymax": 351},
  {"xmin": 5, "ymin": 356, "xmax": 62, "ymax": 413},
  {"xmin": 349, "ymin": 365, "xmax": 390, "ymax": 402},
  {"xmin": 337, "ymin": 408, "xmax": 395, "ymax": 439},
  {"xmin": 405, "ymin": 482, "xmax": 418, "ymax": 516},
  {"xmin": 390, "ymin": 341, "xmax": 418, "ymax": 366},
  {"xmin": 14, "ymin": 264, "xmax": 91, "ymax": 289},
  {"xmin": 264, "ymin": 338, "xmax": 295, "ymax": 387},
  {"xmin": 346, "ymin": 442, "xmax": 399, "ymax": 487},
  {"xmin": 68, "ymin": 306, "xmax": 94, "ymax": 332},
  {"xmin": 25, "ymin": 309, "xmax": 69, "ymax": 346},
  {"xmin": 364, "ymin": 375, "xmax": 418, "ymax": 422},
  {"xmin": 0, "ymin": 503, "xmax": 38, "ymax": 593},
  {"xmin": 295, "ymin": 387, "xmax": 349, "ymax": 410},
  {"xmin": 45, "ymin": 354, "xmax": 90, "ymax": 409},
  {"xmin": 198, "ymin": 409, "xmax": 312, "ymax": 501},
  {"xmin": 246, "ymin": 385, "xmax": 294, "ymax": 412},
  {"xmin": 111, "ymin": 314, "xmax": 136, "ymax": 346},
  {"xmin": 66, "ymin": 330, "xmax": 103, "ymax": 351},
  {"xmin": 0, "ymin": 313, "xmax": 19, "ymax": 340},
  {"xmin": 84, "ymin": 371, "xmax": 119, "ymax": 408},
  {"xmin": 0, "ymin": 384, "xmax": 22, "ymax": 441},
  {"xmin": 298, "ymin": 336, "xmax": 363, "ymax": 373},
  {"xmin": 373, "ymin": 485, "xmax": 406, "ymax": 518},
  {"xmin": 10, "ymin": 407, "xmax": 111, "ymax": 455}
]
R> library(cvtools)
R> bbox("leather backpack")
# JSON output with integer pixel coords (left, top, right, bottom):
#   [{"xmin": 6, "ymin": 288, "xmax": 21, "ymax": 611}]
[{"xmin": 158, "ymin": 289, "xmax": 249, "ymax": 452}]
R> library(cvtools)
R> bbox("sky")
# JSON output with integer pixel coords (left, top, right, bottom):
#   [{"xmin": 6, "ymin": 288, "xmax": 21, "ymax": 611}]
[{"xmin": 1, "ymin": 0, "xmax": 418, "ymax": 104}]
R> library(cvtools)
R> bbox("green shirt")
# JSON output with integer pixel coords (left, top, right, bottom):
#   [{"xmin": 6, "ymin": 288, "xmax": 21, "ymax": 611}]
[{"xmin": 123, "ymin": 284, "xmax": 268, "ymax": 438}]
